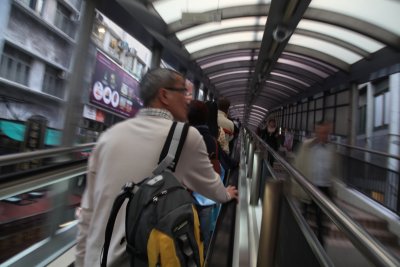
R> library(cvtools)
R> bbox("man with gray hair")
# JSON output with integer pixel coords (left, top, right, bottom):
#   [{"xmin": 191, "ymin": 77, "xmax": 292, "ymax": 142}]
[{"xmin": 75, "ymin": 68, "xmax": 238, "ymax": 267}]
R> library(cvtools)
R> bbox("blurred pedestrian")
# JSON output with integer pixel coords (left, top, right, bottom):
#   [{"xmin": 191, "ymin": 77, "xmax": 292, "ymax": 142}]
[{"xmin": 294, "ymin": 120, "xmax": 338, "ymax": 247}]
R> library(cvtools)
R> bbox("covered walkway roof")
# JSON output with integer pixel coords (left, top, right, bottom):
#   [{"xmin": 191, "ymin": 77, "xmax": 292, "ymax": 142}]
[{"xmin": 99, "ymin": 0, "xmax": 400, "ymax": 129}]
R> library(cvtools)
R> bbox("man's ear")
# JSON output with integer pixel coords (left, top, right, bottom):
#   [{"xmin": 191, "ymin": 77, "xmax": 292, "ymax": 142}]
[{"xmin": 158, "ymin": 88, "xmax": 170, "ymax": 106}]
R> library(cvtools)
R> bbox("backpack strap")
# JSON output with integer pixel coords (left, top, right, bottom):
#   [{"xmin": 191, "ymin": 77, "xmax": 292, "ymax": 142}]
[
  {"xmin": 101, "ymin": 183, "xmax": 137, "ymax": 267},
  {"xmin": 153, "ymin": 121, "xmax": 189, "ymax": 175}
]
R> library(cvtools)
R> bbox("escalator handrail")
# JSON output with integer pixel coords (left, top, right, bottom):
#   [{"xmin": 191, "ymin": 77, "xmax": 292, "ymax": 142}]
[
  {"xmin": 0, "ymin": 142, "xmax": 95, "ymax": 167},
  {"xmin": 246, "ymin": 128, "xmax": 400, "ymax": 267},
  {"xmin": 331, "ymin": 142, "xmax": 400, "ymax": 161}
]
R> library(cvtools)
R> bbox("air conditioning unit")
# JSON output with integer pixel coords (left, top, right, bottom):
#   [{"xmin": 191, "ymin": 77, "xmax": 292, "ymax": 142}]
[
  {"xmin": 70, "ymin": 13, "xmax": 80, "ymax": 22},
  {"xmin": 58, "ymin": 70, "xmax": 67, "ymax": 80}
]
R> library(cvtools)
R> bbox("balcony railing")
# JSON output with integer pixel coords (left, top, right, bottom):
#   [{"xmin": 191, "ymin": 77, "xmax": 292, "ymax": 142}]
[{"xmin": 0, "ymin": 53, "xmax": 30, "ymax": 86}]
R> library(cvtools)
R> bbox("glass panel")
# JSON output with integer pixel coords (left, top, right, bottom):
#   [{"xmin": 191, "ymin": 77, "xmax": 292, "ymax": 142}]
[
  {"xmin": 315, "ymin": 110, "xmax": 323, "ymax": 122},
  {"xmin": 337, "ymin": 90, "xmax": 349, "ymax": 105},
  {"xmin": 297, "ymin": 20, "xmax": 384, "ymax": 53},
  {"xmin": 270, "ymin": 72, "xmax": 310, "ymax": 87},
  {"xmin": 384, "ymin": 92, "xmax": 390, "ymax": 125},
  {"xmin": 185, "ymin": 31, "xmax": 264, "ymax": 53},
  {"xmin": 324, "ymin": 108, "xmax": 334, "ymax": 122},
  {"xmin": 316, "ymin": 98, "xmax": 323, "ymax": 109},
  {"xmin": 153, "ymin": 0, "xmax": 272, "ymax": 24},
  {"xmin": 335, "ymin": 106, "xmax": 349, "ymax": 135},
  {"xmin": 210, "ymin": 70, "xmax": 252, "ymax": 79},
  {"xmin": 307, "ymin": 111, "xmax": 314, "ymax": 131},
  {"xmin": 308, "ymin": 100, "xmax": 315, "ymax": 110},
  {"xmin": 358, "ymin": 105, "xmax": 366, "ymax": 134},
  {"xmin": 288, "ymin": 34, "xmax": 362, "ymax": 64},
  {"xmin": 325, "ymin": 95, "xmax": 335, "ymax": 107},
  {"xmin": 176, "ymin": 17, "xmax": 267, "ymax": 41},
  {"xmin": 374, "ymin": 94, "xmax": 383, "ymax": 127},
  {"xmin": 301, "ymin": 112, "xmax": 307, "ymax": 129},
  {"xmin": 309, "ymin": 0, "xmax": 400, "ymax": 36}
]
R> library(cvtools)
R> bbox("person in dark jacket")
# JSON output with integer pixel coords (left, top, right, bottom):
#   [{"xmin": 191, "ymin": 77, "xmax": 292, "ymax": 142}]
[
  {"xmin": 188, "ymin": 100, "xmax": 221, "ymax": 252},
  {"xmin": 263, "ymin": 118, "xmax": 279, "ymax": 166}
]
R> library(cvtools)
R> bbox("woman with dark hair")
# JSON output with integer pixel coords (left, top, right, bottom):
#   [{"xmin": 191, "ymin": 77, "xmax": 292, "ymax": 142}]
[
  {"xmin": 188, "ymin": 100, "xmax": 221, "ymax": 252},
  {"xmin": 205, "ymin": 100, "xmax": 219, "ymax": 139}
]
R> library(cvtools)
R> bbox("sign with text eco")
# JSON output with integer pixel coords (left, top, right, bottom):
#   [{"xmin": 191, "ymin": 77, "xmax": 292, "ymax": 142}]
[{"xmin": 90, "ymin": 50, "xmax": 142, "ymax": 118}]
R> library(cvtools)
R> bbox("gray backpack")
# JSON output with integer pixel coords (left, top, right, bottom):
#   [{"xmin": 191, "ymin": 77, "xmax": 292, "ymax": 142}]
[{"xmin": 101, "ymin": 122, "xmax": 203, "ymax": 267}]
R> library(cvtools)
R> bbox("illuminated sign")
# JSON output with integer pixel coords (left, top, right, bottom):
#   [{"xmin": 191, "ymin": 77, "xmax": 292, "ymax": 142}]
[{"xmin": 90, "ymin": 50, "xmax": 142, "ymax": 117}]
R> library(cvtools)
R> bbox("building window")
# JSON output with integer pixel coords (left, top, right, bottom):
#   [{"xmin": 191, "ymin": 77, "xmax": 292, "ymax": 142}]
[
  {"xmin": 20, "ymin": 0, "xmax": 45, "ymax": 13},
  {"xmin": 92, "ymin": 22, "xmax": 106, "ymax": 44},
  {"xmin": 42, "ymin": 66, "xmax": 65, "ymax": 99},
  {"xmin": 125, "ymin": 56, "xmax": 135, "ymax": 74},
  {"xmin": 374, "ymin": 91, "xmax": 389, "ymax": 129},
  {"xmin": 134, "ymin": 60, "xmax": 144, "ymax": 79},
  {"xmin": 358, "ymin": 105, "xmax": 366, "ymax": 134},
  {"xmin": 54, "ymin": 2, "xmax": 76, "ymax": 38},
  {"xmin": 0, "ymin": 45, "xmax": 31, "ymax": 86}
]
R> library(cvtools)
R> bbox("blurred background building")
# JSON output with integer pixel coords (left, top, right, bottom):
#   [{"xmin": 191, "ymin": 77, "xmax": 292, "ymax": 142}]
[{"xmin": 0, "ymin": 0, "xmax": 152, "ymax": 155}]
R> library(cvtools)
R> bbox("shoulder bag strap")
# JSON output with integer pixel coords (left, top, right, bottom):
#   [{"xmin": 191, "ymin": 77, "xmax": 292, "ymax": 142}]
[
  {"xmin": 153, "ymin": 122, "xmax": 189, "ymax": 175},
  {"xmin": 101, "ymin": 185, "xmax": 135, "ymax": 267}
]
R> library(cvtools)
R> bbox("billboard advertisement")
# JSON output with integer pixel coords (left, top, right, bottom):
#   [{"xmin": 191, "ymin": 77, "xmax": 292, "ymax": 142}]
[{"xmin": 90, "ymin": 50, "xmax": 142, "ymax": 118}]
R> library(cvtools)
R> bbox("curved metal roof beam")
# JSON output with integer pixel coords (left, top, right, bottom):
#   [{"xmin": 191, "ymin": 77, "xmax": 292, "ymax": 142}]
[
  {"xmin": 197, "ymin": 49, "xmax": 258, "ymax": 65},
  {"xmin": 247, "ymin": 93, "xmax": 287, "ymax": 103},
  {"xmin": 269, "ymin": 71, "xmax": 311, "ymax": 88},
  {"xmin": 259, "ymin": 88, "xmax": 291, "ymax": 99},
  {"xmin": 282, "ymin": 52, "xmax": 339, "ymax": 73},
  {"xmin": 264, "ymin": 80, "xmax": 299, "ymax": 94},
  {"xmin": 210, "ymin": 70, "xmax": 254, "ymax": 80},
  {"xmin": 211, "ymin": 73, "xmax": 251, "ymax": 84},
  {"xmin": 268, "ymin": 76, "xmax": 305, "ymax": 92},
  {"xmin": 218, "ymin": 85, "xmax": 248, "ymax": 92},
  {"xmin": 230, "ymin": 105, "xmax": 269, "ymax": 118},
  {"xmin": 200, "ymin": 56, "xmax": 254, "ymax": 69},
  {"xmin": 221, "ymin": 92, "xmax": 248, "ymax": 99},
  {"xmin": 215, "ymin": 78, "xmax": 249, "ymax": 87},
  {"xmin": 203, "ymin": 61, "xmax": 255, "ymax": 75},
  {"xmin": 274, "ymin": 64, "xmax": 323, "ymax": 83},
  {"xmin": 191, "ymin": 42, "xmax": 261, "ymax": 60},
  {"xmin": 276, "ymin": 58, "xmax": 330, "ymax": 78},
  {"xmin": 271, "ymin": 67, "xmax": 323, "ymax": 85}
]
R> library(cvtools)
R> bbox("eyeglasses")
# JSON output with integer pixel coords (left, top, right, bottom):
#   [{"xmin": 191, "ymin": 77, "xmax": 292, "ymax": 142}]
[{"xmin": 164, "ymin": 87, "xmax": 191, "ymax": 96}]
